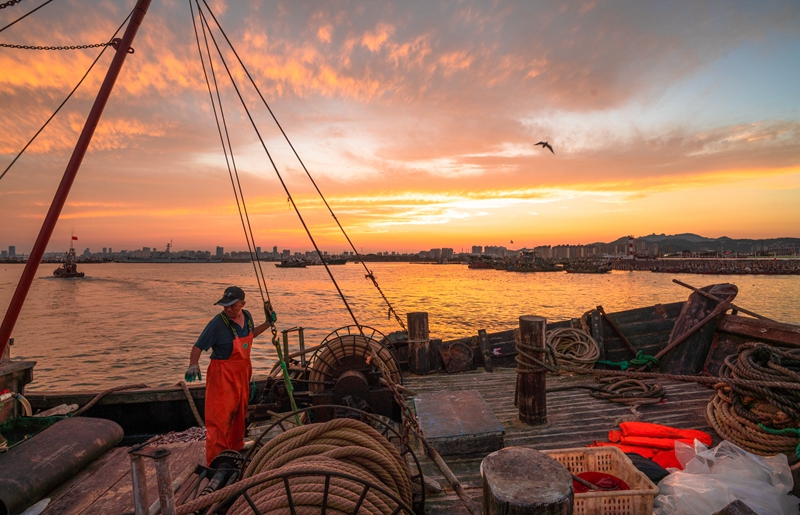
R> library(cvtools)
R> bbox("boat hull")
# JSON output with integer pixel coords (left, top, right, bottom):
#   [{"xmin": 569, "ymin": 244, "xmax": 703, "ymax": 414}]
[{"xmin": 25, "ymin": 379, "xmax": 273, "ymax": 444}]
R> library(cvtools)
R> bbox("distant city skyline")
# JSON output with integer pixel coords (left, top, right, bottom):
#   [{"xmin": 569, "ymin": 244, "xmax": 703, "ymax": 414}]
[
  {"xmin": 3, "ymin": 232, "xmax": 798, "ymax": 259},
  {"xmin": 2, "ymin": 2, "xmax": 798, "ymax": 258}
]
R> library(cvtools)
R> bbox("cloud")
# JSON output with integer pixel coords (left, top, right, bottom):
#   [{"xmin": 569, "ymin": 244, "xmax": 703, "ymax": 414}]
[{"xmin": 2, "ymin": 0, "xmax": 799, "ymax": 252}]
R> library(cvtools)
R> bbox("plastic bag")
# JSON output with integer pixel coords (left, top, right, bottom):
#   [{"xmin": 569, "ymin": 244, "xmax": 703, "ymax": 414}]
[{"xmin": 653, "ymin": 440, "xmax": 799, "ymax": 515}]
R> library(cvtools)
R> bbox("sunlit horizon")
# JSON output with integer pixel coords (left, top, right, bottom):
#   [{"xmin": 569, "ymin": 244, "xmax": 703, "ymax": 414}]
[{"xmin": 2, "ymin": 1, "xmax": 798, "ymax": 255}]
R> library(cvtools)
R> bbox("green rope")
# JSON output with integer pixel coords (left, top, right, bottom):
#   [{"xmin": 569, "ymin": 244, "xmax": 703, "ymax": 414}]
[
  {"xmin": 597, "ymin": 351, "xmax": 659, "ymax": 371},
  {"xmin": 758, "ymin": 423, "xmax": 800, "ymax": 460}
]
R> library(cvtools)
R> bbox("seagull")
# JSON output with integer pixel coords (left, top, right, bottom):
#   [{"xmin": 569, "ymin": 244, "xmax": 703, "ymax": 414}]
[
  {"xmin": 510, "ymin": 240, "xmax": 514, "ymax": 244},
  {"xmin": 535, "ymin": 141, "xmax": 555, "ymax": 154}
]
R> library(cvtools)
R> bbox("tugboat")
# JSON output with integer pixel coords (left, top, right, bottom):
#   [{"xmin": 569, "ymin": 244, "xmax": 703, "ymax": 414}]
[
  {"xmin": 53, "ymin": 238, "xmax": 85, "ymax": 278},
  {"xmin": 275, "ymin": 259, "xmax": 308, "ymax": 268}
]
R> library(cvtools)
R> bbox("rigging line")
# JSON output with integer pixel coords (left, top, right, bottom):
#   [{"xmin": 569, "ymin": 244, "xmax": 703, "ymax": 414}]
[
  {"xmin": 194, "ymin": 1, "xmax": 271, "ymax": 304},
  {"xmin": 199, "ymin": 0, "xmax": 406, "ymax": 332},
  {"xmin": 0, "ymin": 6, "xmax": 134, "ymax": 183},
  {"xmin": 0, "ymin": 0, "xmax": 53, "ymax": 33},
  {"xmin": 195, "ymin": 4, "xmax": 365, "ymax": 332},
  {"xmin": 189, "ymin": 0, "xmax": 269, "ymax": 304}
]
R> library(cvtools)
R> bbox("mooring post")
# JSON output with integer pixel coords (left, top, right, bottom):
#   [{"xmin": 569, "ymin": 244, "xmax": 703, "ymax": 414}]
[
  {"xmin": 152, "ymin": 448, "xmax": 176, "ymax": 515},
  {"xmin": 129, "ymin": 451, "xmax": 148, "ymax": 515},
  {"xmin": 407, "ymin": 312, "xmax": 431, "ymax": 374},
  {"xmin": 518, "ymin": 316, "xmax": 547, "ymax": 425},
  {"xmin": 482, "ymin": 447, "xmax": 573, "ymax": 514}
]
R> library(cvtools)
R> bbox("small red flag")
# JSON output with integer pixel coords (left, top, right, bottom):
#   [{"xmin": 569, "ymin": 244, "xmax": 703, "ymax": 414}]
[{"xmin": 72, "ymin": 236, "xmax": 78, "ymax": 240}]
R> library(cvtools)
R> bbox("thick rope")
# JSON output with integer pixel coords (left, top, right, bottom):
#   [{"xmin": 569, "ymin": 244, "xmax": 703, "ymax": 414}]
[
  {"xmin": 73, "ymin": 383, "xmax": 147, "ymax": 416},
  {"xmin": 545, "ymin": 327, "xmax": 600, "ymax": 370},
  {"xmin": 175, "ymin": 419, "xmax": 412, "ymax": 515},
  {"xmin": 176, "ymin": 380, "xmax": 204, "ymax": 427},
  {"xmin": 705, "ymin": 342, "xmax": 800, "ymax": 457}
]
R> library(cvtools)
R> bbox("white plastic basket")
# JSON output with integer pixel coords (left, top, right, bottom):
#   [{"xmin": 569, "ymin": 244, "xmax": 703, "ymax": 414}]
[{"xmin": 542, "ymin": 446, "xmax": 659, "ymax": 515}]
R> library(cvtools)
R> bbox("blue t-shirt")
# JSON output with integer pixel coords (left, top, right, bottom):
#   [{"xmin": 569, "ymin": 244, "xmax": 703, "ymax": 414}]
[{"xmin": 194, "ymin": 310, "xmax": 253, "ymax": 360}]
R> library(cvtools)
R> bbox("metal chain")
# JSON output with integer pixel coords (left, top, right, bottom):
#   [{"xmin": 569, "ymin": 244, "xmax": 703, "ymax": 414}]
[
  {"xmin": 0, "ymin": 41, "xmax": 112, "ymax": 50},
  {"xmin": 0, "ymin": 0, "xmax": 23, "ymax": 9}
]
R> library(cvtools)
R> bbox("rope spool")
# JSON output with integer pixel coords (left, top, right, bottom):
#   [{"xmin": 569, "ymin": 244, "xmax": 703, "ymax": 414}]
[
  {"xmin": 176, "ymin": 418, "xmax": 414, "ymax": 515},
  {"xmin": 545, "ymin": 327, "xmax": 600, "ymax": 371},
  {"xmin": 307, "ymin": 326, "xmax": 402, "ymax": 391},
  {"xmin": 705, "ymin": 342, "xmax": 800, "ymax": 457}
]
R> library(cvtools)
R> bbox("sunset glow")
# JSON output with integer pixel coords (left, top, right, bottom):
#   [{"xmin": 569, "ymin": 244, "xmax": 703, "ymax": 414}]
[{"xmin": 1, "ymin": 1, "xmax": 798, "ymax": 254}]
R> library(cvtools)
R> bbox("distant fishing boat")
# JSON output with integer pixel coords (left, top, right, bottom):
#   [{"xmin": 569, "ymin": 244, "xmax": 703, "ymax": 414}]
[
  {"xmin": 52, "ymin": 237, "xmax": 84, "ymax": 278},
  {"xmin": 275, "ymin": 259, "xmax": 308, "ymax": 268}
]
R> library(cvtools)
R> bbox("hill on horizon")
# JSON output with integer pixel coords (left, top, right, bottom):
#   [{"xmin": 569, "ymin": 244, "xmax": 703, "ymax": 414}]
[{"xmin": 593, "ymin": 234, "xmax": 800, "ymax": 254}]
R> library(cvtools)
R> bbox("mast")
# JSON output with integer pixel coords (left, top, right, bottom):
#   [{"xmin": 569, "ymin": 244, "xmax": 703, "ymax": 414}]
[{"xmin": 0, "ymin": 0, "xmax": 153, "ymax": 357}]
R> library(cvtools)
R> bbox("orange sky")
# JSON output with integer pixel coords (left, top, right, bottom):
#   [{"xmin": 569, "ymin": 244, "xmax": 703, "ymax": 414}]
[{"xmin": 1, "ymin": 1, "xmax": 799, "ymax": 254}]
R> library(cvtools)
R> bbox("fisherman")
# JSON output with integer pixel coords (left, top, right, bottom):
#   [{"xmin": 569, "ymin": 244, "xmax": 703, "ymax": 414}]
[{"xmin": 185, "ymin": 286, "xmax": 271, "ymax": 464}]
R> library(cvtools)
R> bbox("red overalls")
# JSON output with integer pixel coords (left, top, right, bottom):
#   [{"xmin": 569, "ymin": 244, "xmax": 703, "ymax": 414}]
[{"xmin": 205, "ymin": 314, "xmax": 253, "ymax": 465}]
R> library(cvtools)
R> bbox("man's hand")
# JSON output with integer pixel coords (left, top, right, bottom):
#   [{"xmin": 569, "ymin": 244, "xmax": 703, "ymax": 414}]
[{"xmin": 185, "ymin": 364, "xmax": 202, "ymax": 382}]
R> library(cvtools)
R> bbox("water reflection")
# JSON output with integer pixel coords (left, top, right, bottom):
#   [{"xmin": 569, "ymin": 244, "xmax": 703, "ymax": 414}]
[{"xmin": 1, "ymin": 262, "xmax": 798, "ymax": 390}]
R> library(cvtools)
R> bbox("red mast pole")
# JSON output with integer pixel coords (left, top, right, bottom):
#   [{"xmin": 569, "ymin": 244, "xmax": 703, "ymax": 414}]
[{"xmin": 0, "ymin": 0, "xmax": 153, "ymax": 357}]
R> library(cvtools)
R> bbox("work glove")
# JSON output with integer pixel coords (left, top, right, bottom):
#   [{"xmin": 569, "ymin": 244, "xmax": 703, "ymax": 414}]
[{"xmin": 185, "ymin": 364, "xmax": 202, "ymax": 382}]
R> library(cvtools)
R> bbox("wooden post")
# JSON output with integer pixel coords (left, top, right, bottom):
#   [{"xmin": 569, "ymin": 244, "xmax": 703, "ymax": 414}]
[
  {"xmin": 518, "ymin": 316, "xmax": 547, "ymax": 425},
  {"xmin": 478, "ymin": 329, "xmax": 494, "ymax": 372},
  {"xmin": 482, "ymin": 447, "xmax": 573, "ymax": 515},
  {"xmin": 407, "ymin": 312, "xmax": 431, "ymax": 374},
  {"xmin": 430, "ymin": 338, "xmax": 443, "ymax": 372}
]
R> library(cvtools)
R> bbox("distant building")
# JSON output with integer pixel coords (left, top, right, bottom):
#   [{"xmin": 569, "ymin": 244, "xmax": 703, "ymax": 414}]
[
  {"xmin": 442, "ymin": 248, "xmax": 454, "ymax": 260},
  {"xmin": 282, "ymin": 249, "xmax": 290, "ymax": 259},
  {"xmin": 8, "ymin": 246, "xmax": 15, "ymax": 258},
  {"xmin": 471, "ymin": 245, "xmax": 482, "ymax": 254},
  {"xmin": 83, "ymin": 247, "xmax": 91, "ymax": 257},
  {"xmin": 216, "ymin": 246, "xmax": 224, "ymax": 257},
  {"xmin": 533, "ymin": 245, "xmax": 551, "ymax": 259},
  {"xmin": 1, "ymin": 251, "xmax": 7, "ymax": 258},
  {"xmin": 484, "ymin": 245, "xmax": 508, "ymax": 257}
]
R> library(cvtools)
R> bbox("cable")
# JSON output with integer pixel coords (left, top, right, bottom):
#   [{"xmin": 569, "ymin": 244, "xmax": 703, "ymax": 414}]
[
  {"xmin": 199, "ymin": 0, "xmax": 407, "ymax": 332},
  {"xmin": 0, "ymin": 7, "xmax": 134, "ymax": 182},
  {"xmin": 192, "ymin": 2, "xmax": 365, "ymax": 335},
  {"xmin": 188, "ymin": 0, "xmax": 270, "ymax": 306},
  {"xmin": 0, "ymin": 0, "xmax": 53, "ymax": 33},
  {"xmin": 174, "ymin": 419, "xmax": 413, "ymax": 515}
]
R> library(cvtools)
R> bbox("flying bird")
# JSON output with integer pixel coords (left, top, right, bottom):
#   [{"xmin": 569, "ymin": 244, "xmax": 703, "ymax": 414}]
[
  {"xmin": 510, "ymin": 240, "xmax": 514, "ymax": 244},
  {"xmin": 535, "ymin": 141, "xmax": 555, "ymax": 154}
]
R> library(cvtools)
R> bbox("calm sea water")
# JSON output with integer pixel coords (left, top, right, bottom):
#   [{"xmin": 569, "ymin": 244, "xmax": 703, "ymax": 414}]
[{"xmin": 1, "ymin": 262, "xmax": 799, "ymax": 391}]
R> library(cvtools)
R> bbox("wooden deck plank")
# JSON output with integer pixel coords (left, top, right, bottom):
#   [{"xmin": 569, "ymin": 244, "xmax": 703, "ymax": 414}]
[
  {"xmin": 42, "ymin": 447, "xmax": 126, "ymax": 510},
  {"xmin": 42, "ymin": 447, "xmax": 132, "ymax": 515},
  {"xmin": 405, "ymin": 365, "xmax": 719, "ymax": 514},
  {"xmin": 40, "ymin": 441, "xmax": 205, "ymax": 515},
  {"xmin": 82, "ymin": 442, "xmax": 201, "ymax": 515}
]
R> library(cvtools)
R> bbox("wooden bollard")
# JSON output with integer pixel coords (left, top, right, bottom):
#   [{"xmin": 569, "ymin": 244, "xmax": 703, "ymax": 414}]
[
  {"xmin": 518, "ymin": 316, "xmax": 547, "ymax": 425},
  {"xmin": 407, "ymin": 312, "xmax": 431, "ymax": 374},
  {"xmin": 482, "ymin": 447, "xmax": 573, "ymax": 515}
]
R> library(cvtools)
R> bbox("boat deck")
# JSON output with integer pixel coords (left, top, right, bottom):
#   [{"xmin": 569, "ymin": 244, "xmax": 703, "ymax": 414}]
[
  {"xmin": 41, "ymin": 441, "xmax": 204, "ymax": 515},
  {"xmin": 404, "ymin": 365, "xmax": 718, "ymax": 514},
  {"xmin": 37, "ymin": 365, "xmax": 717, "ymax": 515}
]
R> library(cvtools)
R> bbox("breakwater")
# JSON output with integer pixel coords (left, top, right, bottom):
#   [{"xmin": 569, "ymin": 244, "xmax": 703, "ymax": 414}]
[{"xmin": 612, "ymin": 258, "xmax": 800, "ymax": 275}]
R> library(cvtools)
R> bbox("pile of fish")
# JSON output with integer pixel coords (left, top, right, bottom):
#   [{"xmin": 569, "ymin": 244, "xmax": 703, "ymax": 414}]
[{"xmin": 144, "ymin": 426, "xmax": 206, "ymax": 445}]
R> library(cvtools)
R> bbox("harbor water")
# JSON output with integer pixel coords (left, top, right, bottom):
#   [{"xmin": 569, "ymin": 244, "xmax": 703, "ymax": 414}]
[{"xmin": 1, "ymin": 262, "xmax": 799, "ymax": 391}]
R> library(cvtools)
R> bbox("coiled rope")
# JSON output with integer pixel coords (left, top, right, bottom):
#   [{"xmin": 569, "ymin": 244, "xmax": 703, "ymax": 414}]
[
  {"xmin": 545, "ymin": 327, "xmax": 600, "ymax": 370},
  {"xmin": 705, "ymin": 342, "xmax": 800, "ymax": 457},
  {"xmin": 175, "ymin": 418, "xmax": 413, "ymax": 514},
  {"xmin": 306, "ymin": 335, "xmax": 402, "ymax": 392}
]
